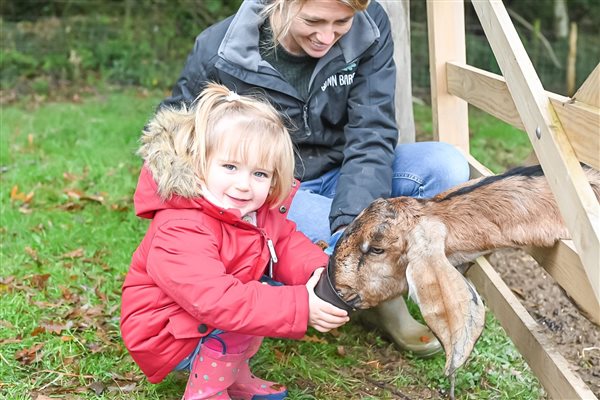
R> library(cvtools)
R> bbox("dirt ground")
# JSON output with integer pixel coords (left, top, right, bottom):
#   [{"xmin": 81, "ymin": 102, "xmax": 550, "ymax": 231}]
[{"xmin": 488, "ymin": 249, "xmax": 600, "ymax": 397}]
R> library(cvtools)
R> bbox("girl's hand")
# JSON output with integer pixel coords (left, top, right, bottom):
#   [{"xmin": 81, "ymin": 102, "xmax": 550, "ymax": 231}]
[{"xmin": 305, "ymin": 268, "xmax": 350, "ymax": 332}]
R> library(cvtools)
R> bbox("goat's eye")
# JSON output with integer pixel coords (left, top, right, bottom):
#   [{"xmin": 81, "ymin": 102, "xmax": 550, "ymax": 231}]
[{"xmin": 369, "ymin": 247, "xmax": 384, "ymax": 255}]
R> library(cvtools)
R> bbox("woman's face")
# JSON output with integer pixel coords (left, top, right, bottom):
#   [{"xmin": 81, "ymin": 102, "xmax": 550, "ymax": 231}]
[{"xmin": 281, "ymin": 0, "xmax": 355, "ymax": 58}]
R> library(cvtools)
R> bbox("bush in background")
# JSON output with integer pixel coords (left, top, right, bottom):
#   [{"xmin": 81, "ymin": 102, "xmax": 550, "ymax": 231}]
[{"xmin": 0, "ymin": 0, "xmax": 598, "ymax": 99}]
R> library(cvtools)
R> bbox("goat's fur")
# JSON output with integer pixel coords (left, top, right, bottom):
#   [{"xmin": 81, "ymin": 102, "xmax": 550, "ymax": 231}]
[{"xmin": 329, "ymin": 164, "xmax": 600, "ymax": 376}]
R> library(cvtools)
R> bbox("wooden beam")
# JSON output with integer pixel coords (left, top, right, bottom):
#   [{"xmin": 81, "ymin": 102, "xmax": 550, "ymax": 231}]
[
  {"xmin": 574, "ymin": 63, "xmax": 600, "ymax": 108},
  {"xmin": 527, "ymin": 241, "xmax": 600, "ymax": 325},
  {"xmin": 466, "ymin": 257, "xmax": 598, "ymax": 400},
  {"xmin": 426, "ymin": 0, "xmax": 469, "ymax": 152},
  {"xmin": 446, "ymin": 62, "xmax": 600, "ymax": 170},
  {"xmin": 471, "ymin": 0, "xmax": 600, "ymax": 304},
  {"xmin": 447, "ymin": 62, "xmax": 524, "ymax": 129},
  {"xmin": 550, "ymin": 98, "xmax": 600, "ymax": 170}
]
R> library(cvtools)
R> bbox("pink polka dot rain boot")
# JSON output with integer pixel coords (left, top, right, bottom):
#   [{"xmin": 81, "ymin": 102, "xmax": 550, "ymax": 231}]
[
  {"xmin": 182, "ymin": 345, "xmax": 243, "ymax": 400},
  {"xmin": 228, "ymin": 338, "xmax": 288, "ymax": 400}
]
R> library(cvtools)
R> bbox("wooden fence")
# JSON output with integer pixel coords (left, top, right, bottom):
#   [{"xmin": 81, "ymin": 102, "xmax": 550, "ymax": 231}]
[{"xmin": 387, "ymin": 0, "xmax": 599, "ymax": 398}]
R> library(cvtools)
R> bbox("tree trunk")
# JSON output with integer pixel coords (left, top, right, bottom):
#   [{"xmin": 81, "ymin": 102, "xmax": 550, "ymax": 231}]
[{"xmin": 554, "ymin": 0, "xmax": 569, "ymax": 39}]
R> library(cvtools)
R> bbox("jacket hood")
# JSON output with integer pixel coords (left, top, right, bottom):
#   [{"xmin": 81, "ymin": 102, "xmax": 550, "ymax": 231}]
[
  {"xmin": 138, "ymin": 106, "xmax": 200, "ymax": 200},
  {"xmin": 134, "ymin": 106, "xmax": 207, "ymax": 219}
]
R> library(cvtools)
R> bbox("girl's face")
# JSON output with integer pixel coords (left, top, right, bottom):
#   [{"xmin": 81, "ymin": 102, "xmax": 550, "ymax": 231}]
[
  {"xmin": 281, "ymin": 0, "xmax": 355, "ymax": 57},
  {"xmin": 204, "ymin": 147, "xmax": 273, "ymax": 217}
]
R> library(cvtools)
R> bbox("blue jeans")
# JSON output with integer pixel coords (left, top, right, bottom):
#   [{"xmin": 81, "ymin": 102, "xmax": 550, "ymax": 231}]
[{"xmin": 287, "ymin": 141, "xmax": 469, "ymax": 243}]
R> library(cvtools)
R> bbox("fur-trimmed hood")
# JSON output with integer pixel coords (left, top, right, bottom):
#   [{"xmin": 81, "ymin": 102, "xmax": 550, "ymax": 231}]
[
  {"xmin": 137, "ymin": 106, "xmax": 200, "ymax": 200},
  {"xmin": 133, "ymin": 106, "xmax": 215, "ymax": 220}
]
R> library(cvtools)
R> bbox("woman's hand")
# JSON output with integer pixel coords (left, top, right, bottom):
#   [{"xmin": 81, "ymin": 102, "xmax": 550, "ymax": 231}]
[{"xmin": 305, "ymin": 268, "xmax": 350, "ymax": 332}]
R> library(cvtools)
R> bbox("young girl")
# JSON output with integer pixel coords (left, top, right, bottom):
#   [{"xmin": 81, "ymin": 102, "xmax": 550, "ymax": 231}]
[{"xmin": 120, "ymin": 82, "xmax": 349, "ymax": 399}]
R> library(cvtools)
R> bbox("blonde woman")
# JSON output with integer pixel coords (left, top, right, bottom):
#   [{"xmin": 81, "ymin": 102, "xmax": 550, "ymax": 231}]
[
  {"xmin": 162, "ymin": 0, "xmax": 468, "ymax": 358},
  {"xmin": 121, "ymin": 83, "xmax": 349, "ymax": 399}
]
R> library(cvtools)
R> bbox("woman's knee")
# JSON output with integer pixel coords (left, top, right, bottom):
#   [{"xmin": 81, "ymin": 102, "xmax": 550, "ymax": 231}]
[
  {"xmin": 392, "ymin": 141, "xmax": 469, "ymax": 198},
  {"xmin": 431, "ymin": 141, "xmax": 470, "ymax": 187}
]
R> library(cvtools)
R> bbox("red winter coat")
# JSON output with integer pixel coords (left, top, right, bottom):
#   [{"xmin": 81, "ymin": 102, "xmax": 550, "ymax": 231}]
[{"xmin": 120, "ymin": 107, "xmax": 328, "ymax": 383}]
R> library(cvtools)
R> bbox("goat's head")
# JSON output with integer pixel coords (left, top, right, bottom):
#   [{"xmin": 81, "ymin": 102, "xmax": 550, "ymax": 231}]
[
  {"xmin": 329, "ymin": 196, "xmax": 485, "ymax": 376},
  {"xmin": 329, "ymin": 197, "xmax": 422, "ymax": 309}
]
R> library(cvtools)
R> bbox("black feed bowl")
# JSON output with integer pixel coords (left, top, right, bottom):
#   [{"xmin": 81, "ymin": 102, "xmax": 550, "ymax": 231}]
[{"xmin": 314, "ymin": 265, "xmax": 356, "ymax": 313}]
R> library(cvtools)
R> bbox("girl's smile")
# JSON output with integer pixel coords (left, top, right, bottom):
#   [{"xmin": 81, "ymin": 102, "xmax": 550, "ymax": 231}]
[{"xmin": 204, "ymin": 151, "xmax": 273, "ymax": 217}]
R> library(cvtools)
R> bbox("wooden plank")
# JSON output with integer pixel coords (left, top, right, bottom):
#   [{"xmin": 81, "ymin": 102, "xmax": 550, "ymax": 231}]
[
  {"xmin": 471, "ymin": 0, "xmax": 600, "ymax": 304},
  {"xmin": 550, "ymin": 98, "xmax": 600, "ymax": 170},
  {"xmin": 527, "ymin": 241, "xmax": 600, "ymax": 325},
  {"xmin": 379, "ymin": 0, "xmax": 416, "ymax": 144},
  {"xmin": 446, "ymin": 62, "xmax": 525, "ymax": 130},
  {"xmin": 466, "ymin": 257, "xmax": 598, "ymax": 400},
  {"xmin": 426, "ymin": 0, "xmax": 469, "ymax": 152},
  {"xmin": 574, "ymin": 63, "xmax": 600, "ymax": 108},
  {"xmin": 446, "ymin": 62, "xmax": 600, "ymax": 170},
  {"xmin": 466, "ymin": 155, "xmax": 600, "ymax": 325}
]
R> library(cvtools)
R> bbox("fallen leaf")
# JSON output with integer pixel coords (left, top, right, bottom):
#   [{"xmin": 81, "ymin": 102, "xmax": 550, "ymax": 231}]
[
  {"xmin": 40, "ymin": 320, "xmax": 74, "ymax": 334},
  {"xmin": 95, "ymin": 286, "xmax": 107, "ymax": 302},
  {"xmin": 63, "ymin": 172, "xmax": 80, "ymax": 182},
  {"xmin": 10, "ymin": 185, "xmax": 34, "ymax": 203},
  {"xmin": 365, "ymin": 360, "xmax": 381, "ymax": 369},
  {"xmin": 63, "ymin": 188, "xmax": 105, "ymax": 204},
  {"xmin": 56, "ymin": 202, "xmax": 84, "ymax": 211},
  {"xmin": 89, "ymin": 381, "xmax": 106, "ymax": 395},
  {"xmin": 60, "ymin": 248, "xmax": 85, "ymax": 259},
  {"xmin": 28, "ymin": 274, "xmax": 50, "ymax": 289},
  {"xmin": 300, "ymin": 334, "xmax": 327, "ymax": 344},
  {"xmin": 15, "ymin": 342, "xmax": 44, "ymax": 365},
  {"xmin": 30, "ymin": 327, "xmax": 46, "ymax": 337},
  {"xmin": 25, "ymin": 247, "xmax": 39, "ymax": 262}
]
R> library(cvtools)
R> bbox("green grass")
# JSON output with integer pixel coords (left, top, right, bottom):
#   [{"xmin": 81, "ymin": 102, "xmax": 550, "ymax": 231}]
[{"xmin": 1, "ymin": 89, "xmax": 544, "ymax": 399}]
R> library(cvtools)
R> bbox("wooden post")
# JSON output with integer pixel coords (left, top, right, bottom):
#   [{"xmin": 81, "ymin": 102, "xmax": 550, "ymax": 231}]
[{"xmin": 426, "ymin": 0, "xmax": 470, "ymax": 152}]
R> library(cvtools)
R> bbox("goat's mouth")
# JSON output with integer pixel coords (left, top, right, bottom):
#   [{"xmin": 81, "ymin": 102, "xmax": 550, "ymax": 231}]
[{"xmin": 314, "ymin": 267, "xmax": 361, "ymax": 312}]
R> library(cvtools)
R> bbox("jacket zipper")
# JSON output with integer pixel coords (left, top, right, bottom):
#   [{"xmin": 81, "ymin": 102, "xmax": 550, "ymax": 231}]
[
  {"xmin": 302, "ymin": 104, "xmax": 311, "ymax": 137},
  {"xmin": 266, "ymin": 239, "xmax": 278, "ymax": 278}
]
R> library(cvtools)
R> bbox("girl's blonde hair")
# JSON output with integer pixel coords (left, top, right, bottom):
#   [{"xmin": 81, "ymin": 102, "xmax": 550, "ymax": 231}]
[
  {"xmin": 173, "ymin": 82, "xmax": 295, "ymax": 207},
  {"xmin": 262, "ymin": 0, "xmax": 370, "ymax": 49}
]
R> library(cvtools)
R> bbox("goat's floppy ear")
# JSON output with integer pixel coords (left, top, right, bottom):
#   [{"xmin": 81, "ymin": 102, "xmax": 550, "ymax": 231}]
[{"xmin": 405, "ymin": 217, "xmax": 485, "ymax": 376}]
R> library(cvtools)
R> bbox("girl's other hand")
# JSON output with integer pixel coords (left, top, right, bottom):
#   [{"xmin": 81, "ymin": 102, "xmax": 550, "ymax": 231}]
[{"xmin": 305, "ymin": 268, "xmax": 350, "ymax": 332}]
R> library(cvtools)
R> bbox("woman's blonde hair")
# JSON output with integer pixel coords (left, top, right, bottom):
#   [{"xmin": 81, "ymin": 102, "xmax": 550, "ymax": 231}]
[
  {"xmin": 262, "ymin": 0, "xmax": 370, "ymax": 48},
  {"xmin": 171, "ymin": 82, "xmax": 295, "ymax": 207}
]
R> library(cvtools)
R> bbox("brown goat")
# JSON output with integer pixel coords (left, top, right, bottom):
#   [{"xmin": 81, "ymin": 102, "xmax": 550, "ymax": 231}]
[{"xmin": 329, "ymin": 164, "xmax": 600, "ymax": 378}]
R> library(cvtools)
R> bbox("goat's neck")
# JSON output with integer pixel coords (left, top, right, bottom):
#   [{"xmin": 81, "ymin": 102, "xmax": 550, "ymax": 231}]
[{"xmin": 423, "ymin": 178, "xmax": 570, "ymax": 263}]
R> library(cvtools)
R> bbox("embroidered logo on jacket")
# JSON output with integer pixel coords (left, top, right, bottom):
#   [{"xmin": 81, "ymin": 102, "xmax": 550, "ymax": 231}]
[{"xmin": 321, "ymin": 62, "xmax": 358, "ymax": 91}]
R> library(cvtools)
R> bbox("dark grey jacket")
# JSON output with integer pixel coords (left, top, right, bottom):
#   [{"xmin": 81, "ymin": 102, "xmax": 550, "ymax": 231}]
[{"xmin": 162, "ymin": 0, "xmax": 398, "ymax": 232}]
